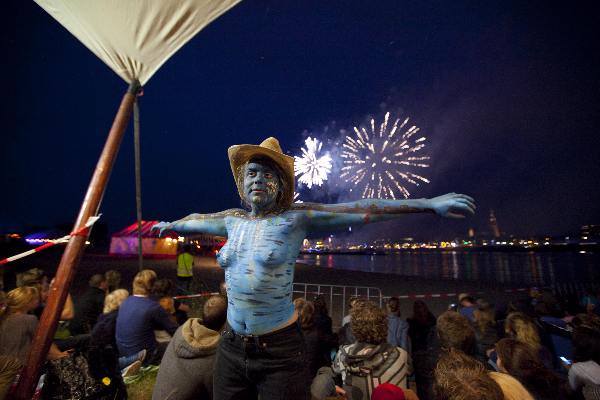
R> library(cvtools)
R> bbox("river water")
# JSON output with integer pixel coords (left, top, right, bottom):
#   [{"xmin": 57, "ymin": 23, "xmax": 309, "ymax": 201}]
[{"xmin": 299, "ymin": 250, "xmax": 599, "ymax": 286}]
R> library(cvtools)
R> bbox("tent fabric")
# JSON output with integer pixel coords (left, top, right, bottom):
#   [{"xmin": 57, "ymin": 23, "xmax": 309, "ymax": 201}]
[
  {"xmin": 34, "ymin": 0, "xmax": 241, "ymax": 85},
  {"xmin": 109, "ymin": 221, "xmax": 225, "ymax": 256},
  {"xmin": 112, "ymin": 220, "xmax": 166, "ymax": 238}
]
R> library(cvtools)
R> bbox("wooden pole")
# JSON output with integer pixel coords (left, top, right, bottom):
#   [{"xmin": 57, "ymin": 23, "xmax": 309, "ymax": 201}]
[
  {"xmin": 14, "ymin": 81, "xmax": 141, "ymax": 400},
  {"xmin": 134, "ymin": 98, "xmax": 144, "ymax": 271}
]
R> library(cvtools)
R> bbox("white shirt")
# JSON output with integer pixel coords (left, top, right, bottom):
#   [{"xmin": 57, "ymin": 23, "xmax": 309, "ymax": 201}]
[{"xmin": 569, "ymin": 360, "xmax": 600, "ymax": 391}]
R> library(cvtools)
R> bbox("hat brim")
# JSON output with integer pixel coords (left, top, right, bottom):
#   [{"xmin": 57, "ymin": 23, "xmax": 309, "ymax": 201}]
[{"xmin": 228, "ymin": 144, "xmax": 295, "ymax": 209}]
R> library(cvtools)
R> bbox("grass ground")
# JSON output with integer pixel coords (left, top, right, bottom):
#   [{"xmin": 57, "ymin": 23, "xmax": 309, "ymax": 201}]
[{"xmin": 125, "ymin": 368, "xmax": 158, "ymax": 400}]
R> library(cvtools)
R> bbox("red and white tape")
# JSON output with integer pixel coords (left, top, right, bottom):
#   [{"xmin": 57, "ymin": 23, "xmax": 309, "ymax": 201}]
[
  {"xmin": 172, "ymin": 291, "xmax": 220, "ymax": 300},
  {"xmin": 0, "ymin": 216, "xmax": 100, "ymax": 266},
  {"xmin": 386, "ymin": 287, "xmax": 535, "ymax": 300}
]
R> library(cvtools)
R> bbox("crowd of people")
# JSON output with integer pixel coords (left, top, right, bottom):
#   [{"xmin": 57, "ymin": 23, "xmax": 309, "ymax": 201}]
[
  {"xmin": 0, "ymin": 267, "xmax": 224, "ymax": 399},
  {"xmin": 0, "ymin": 265, "xmax": 599, "ymax": 400},
  {"xmin": 307, "ymin": 288, "xmax": 600, "ymax": 400}
]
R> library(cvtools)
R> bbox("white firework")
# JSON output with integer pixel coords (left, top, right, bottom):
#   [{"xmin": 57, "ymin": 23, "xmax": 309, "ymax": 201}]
[
  {"xmin": 294, "ymin": 137, "xmax": 332, "ymax": 189},
  {"xmin": 340, "ymin": 112, "xmax": 430, "ymax": 199}
]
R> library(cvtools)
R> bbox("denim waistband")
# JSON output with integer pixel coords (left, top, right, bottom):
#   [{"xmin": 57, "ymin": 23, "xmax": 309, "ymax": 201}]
[{"xmin": 224, "ymin": 320, "xmax": 300, "ymax": 343}]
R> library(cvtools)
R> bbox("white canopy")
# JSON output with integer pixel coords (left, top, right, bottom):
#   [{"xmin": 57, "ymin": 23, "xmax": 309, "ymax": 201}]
[{"xmin": 34, "ymin": 0, "xmax": 241, "ymax": 85}]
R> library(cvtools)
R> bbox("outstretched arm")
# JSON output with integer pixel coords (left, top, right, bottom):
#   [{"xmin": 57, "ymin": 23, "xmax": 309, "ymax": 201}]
[
  {"xmin": 152, "ymin": 209, "xmax": 243, "ymax": 237},
  {"xmin": 296, "ymin": 193, "xmax": 475, "ymax": 232}
]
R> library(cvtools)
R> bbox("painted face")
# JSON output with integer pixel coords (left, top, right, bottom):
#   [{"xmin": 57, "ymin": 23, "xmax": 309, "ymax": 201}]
[{"xmin": 243, "ymin": 162, "xmax": 281, "ymax": 212}]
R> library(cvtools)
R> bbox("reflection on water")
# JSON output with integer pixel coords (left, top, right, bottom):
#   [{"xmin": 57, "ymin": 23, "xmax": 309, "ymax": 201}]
[{"xmin": 299, "ymin": 251, "xmax": 599, "ymax": 285}]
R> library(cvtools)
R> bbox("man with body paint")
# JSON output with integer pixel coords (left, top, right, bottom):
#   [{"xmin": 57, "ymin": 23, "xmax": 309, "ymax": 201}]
[{"xmin": 154, "ymin": 137, "xmax": 475, "ymax": 400}]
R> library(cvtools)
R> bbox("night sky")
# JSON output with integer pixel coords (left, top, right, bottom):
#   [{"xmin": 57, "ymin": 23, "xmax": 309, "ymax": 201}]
[{"xmin": 2, "ymin": 1, "xmax": 599, "ymax": 240}]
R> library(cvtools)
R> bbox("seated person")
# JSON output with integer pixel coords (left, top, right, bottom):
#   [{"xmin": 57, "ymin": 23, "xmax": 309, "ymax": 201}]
[
  {"xmin": 293, "ymin": 298, "xmax": 338, "ymax": 384},
  {"xmin": 433, "ymin": 348, "xmax": 504, "ymax": 400},
  {"xmin": 412, "ymin": 310, "xmax": 476, "ymax": 400},
  {"xmin": 0, "ymin": 287, "xmax": 68, "ymax": 362},
  {"xmin": 472, "ymin": 299, "xmax": 498, "ymax": 363},
  {"xmin": 88, "ymin": 289, "xmax": 130, "ymax": 392},
  {"xmin": 17, "ymin": 268, "xmax": 74, "ymax": 322},
  {"xmin": 495, "ymin": 338, "xmax": 569, "ymax": 400},
  {"xmin": 458, "ymin": 293, "xmax": 476, "ymax": 322},
  {"xmin": 152, "ymin": 295, "xmax": 228, "ymax": 400},
  {"xmin": 116, "ymin": 270, "xmax": 177, "ymax": 367},
  {"xmin": 503, "ymin": 312, "xmax": 554, "ymax": 369},
  {"xmin": 338, "ymin": 297, "xmax": 365, "ymax": 346},
  {"xmin": 105, "ymin": 270, "xmax": 122, "ymax": 293},
  {"xmin": 70, "ymin": 274, "xmax": 108, "ymax": 334},
  {"xmin": 568, "ymin": 317, "xmax": 600, "ymax": 398},
  {"xmin": 312, "ymin": 295, "xmax": 334, "ymax": 336},
  {"xmin": 91, "ymin": 289, "xmax": 129, "ymax": 349},
  {"xmin": 151, "ymin": 278, "xmax": 190, "ymax": 327},
  {"xmin": 312, "ymin": 301, "xmax": 412, "ymax": 400},
  {"xmin": 489, "ymin": 370, "xmax": 534, "ymax": 400}
]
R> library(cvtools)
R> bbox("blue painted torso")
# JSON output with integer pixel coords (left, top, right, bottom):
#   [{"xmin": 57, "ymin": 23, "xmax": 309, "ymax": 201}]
[{"xmin": 217, "ymin": 210, "xmax": 307, "ymax": 335}]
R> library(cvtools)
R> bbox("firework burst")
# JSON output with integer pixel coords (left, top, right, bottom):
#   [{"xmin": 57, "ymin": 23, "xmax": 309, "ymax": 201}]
[
  {"xmin": 294, "ymin": 137, "xmax": 332, "ymax": 189},
  {"xmin": 340, "ymin": 112, "xmax": 430, "ymax": 199}
]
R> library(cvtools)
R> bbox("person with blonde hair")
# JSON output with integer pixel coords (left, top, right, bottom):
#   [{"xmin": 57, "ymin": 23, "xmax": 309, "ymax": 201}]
[
  {"xmin": 132, "ymin": 269, "xmax": 157, "ymax": 295},
  {"xmin": 116, "ymin": 270, "xmax": 176, "ymax": 368},
  {"xmin": 504, "ymin": 312, "xmax": 553, "ymax": 369},
  {"xmin": 103, "ymin": 289, "xmax": 129, "ymax": 314},
  {"xmin": 91, "ymin": 289, "xmax": 130, "ymax": 349},
  {"xmin": 504, "ymin": 312, "xmax": 540, "ymax": 349},
  {"xmin": 495, "ymin": 338, "xmax": 568, "ymax": 400},
  {"xmin": 488, "ymin": 371, "xmax": 534, "ymax": 400},
  {"xmin": 17, "ymin": 268, "xmax": 74, "ymax": 321},
  {"xmin": 0, "ymin": 286, "xmax": 40, "ymax": 362},
  {"xmin": 0, "ymin": 287, "xmax": 68, "ymax": 362}
]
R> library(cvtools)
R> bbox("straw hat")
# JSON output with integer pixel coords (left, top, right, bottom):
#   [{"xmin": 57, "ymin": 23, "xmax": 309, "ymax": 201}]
[{"xmin": 227, "ymin": 137, "xmax": 295, "ymax": 209}]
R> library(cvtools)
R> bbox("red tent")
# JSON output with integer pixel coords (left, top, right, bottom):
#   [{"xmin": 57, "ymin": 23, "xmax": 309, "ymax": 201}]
[
  {"xmin": 109, "ymin": 220, "xmax": 178, "ymax": 257},
  {"xmin": 109, "ymin": 221, "xmax": 226, "ymax": 257}
]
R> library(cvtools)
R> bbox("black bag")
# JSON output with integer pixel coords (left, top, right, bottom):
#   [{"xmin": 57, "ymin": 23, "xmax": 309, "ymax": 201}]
[{"xmin": 42, "ymin": 349, "xmax": 124, "ymax": 400}]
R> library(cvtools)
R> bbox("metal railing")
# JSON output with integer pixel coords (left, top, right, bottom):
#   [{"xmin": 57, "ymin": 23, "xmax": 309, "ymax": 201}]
[{"xmin": 292, "ymin": 282, "xmax": 383, "ymax": 328}]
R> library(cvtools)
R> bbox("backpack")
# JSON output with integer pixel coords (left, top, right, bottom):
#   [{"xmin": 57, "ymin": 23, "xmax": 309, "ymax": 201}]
[{"xmin": 340, "ymin": 343, "xmax": 408, "ymax": 400}]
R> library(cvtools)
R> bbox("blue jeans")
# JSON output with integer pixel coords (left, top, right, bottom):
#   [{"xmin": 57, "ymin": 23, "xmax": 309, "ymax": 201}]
[{"xmin": 213, "ymin": 322, "xmax": 309, "ymax": 400}]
